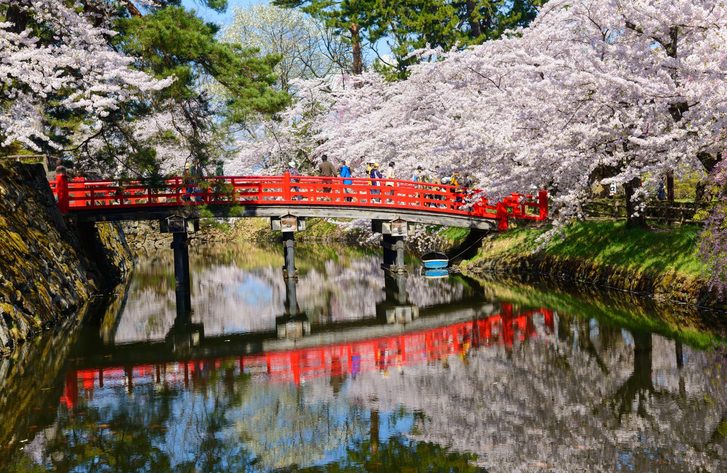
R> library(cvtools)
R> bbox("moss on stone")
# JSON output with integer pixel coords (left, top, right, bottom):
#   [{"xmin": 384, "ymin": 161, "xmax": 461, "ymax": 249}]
[{"xmin": 0, "ymin": 162, "xmax": 132, "ymax": 356}]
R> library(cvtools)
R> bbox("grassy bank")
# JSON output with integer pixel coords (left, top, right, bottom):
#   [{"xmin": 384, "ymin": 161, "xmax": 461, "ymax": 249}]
[{"xmin": 461, "ymin": 221, "xmax": 719, "ymax": 307}]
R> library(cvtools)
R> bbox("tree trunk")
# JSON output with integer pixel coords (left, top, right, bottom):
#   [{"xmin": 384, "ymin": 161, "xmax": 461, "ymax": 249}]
[
  {"xmin": 6, "ymin": 4, "xmax": 29, "ymax": 33},
  {"xmin": 123, "ymin": 0, "xmax": 143, "ymax": 17},
  {"xmin": 624, "ymin": 177, "xmax": 647, "ymax": 227},
  {"xmin": 466, "ymin": 1, "xmax": 482, "ymax": 38},
  {"xmin": 350, "ymin": 23, "xmax": 363, "ymax": 75},
  {"xmin": 666, "ymin": 169, "xmax": 675, "ymax": 203},
  {"xmin": 695, "ymin": 180, "xmax": 708, "ymax": 205},
  {"xmin": 695, "ymin": 151, "xmax": 721, "ymax": 204}
]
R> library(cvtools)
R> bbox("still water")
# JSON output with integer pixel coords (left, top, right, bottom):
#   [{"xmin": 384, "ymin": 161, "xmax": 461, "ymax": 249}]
[{"xmin": 1, "ymin": 242, "xmax": 725, "ymax": 472}]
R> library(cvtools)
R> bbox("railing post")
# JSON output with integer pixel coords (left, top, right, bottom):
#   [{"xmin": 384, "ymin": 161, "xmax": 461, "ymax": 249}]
[
  {"xmin": 538, "ymin": 189, "xmax": 548, "ymax": 220},
  {"xmin": 56, "ymin": 171, "xmax": 69, "ymax": 214},
  {"xmin": 282, "ymin": 172, "xmax": 291, "ymax": 202},
  {"xmin": 496, "ymin": 202, "xmax": 508, "ymax": 231}
]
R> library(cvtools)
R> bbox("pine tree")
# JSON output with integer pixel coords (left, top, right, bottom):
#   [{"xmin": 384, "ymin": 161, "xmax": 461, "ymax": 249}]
[{"xmin": 273, "ymin": 0, "xmax": 382, "ymax": 75}]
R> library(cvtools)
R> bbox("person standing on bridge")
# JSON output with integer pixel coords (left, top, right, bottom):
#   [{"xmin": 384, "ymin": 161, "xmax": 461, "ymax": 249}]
[
  {"xmin": 412, "ymin": 165, "xmax": 424, "ymax": 182},
  {"xmin": 319, "ymin": 154, "xmax": 336, "ymax": 197},
  {"xmin": 319, "ymin": 154, "xmax": 336, "ymax": 177},
  {"xmin": 384, "ymin": 161, "xmax": 396, "ymax": 202},
  {"xmin": 339, "ymin": 160, "xmax": 353, "ymax": 202},
  {"xmin": 288, "ymin": 160, "xmax": 302, "ymax": 200},
  {"xmin": 370, "ymin": 162, "xmax": 383, "ymax": 202}
]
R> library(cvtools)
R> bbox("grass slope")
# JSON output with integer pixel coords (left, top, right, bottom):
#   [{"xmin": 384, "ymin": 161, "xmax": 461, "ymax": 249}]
[{"xmin": 471, "ymin": 221, "xmax": 708, "ymax": 280}]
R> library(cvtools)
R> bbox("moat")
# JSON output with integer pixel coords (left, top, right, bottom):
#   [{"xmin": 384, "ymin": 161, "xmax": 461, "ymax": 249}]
[{"xmin": 1, "ymin": 242, "xmax": 725, "ymax": 472}]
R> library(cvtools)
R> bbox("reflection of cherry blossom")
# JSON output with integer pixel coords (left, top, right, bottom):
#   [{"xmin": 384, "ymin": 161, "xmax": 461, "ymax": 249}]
[
  {"xmin": 341, "ymin": 321, "xmax": 726, "ymax": 472},
  {"xmin": 114, "ymin": 251, "xmax": 470, "ymax": 342}
]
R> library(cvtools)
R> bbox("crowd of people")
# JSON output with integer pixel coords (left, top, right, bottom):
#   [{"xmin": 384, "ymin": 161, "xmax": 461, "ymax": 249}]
[
  {"xmin": 285, "ymin": 155, "xmax": 477, "ymax": 190},
  {"xmin": 281, "ymin": 155, "xmax": 478, "ymax": 207}
]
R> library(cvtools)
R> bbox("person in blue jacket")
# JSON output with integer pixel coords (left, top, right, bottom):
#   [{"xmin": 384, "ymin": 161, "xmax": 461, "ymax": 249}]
[{"xmin": 339, "ymin": 160, "xmax": 353, "ymax": 201}]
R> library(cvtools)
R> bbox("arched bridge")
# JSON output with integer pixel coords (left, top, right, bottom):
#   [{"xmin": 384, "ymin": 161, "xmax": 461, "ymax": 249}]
[
  {"xmin": 49, "ymin": 172, "xmax": 548, "ymax": 294},
  {"xmin": 50, "ymin": 173, "xmax": 548, "ymax": 231}
]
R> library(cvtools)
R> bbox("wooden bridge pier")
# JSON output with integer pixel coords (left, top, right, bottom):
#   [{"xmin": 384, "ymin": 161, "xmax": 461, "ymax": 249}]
[
  {"xmin": 162, "ymin": 216, "xmax": 193, "ymax": 317},
  {"xmin": 374, "ymin": 219, "xmax": 408, "ymax": 273}
]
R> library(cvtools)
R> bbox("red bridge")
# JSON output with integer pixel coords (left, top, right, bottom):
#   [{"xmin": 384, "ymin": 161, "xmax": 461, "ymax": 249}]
[{"xmin": 50, "ymin": 173, "xmax": 548, "ymax": 230}]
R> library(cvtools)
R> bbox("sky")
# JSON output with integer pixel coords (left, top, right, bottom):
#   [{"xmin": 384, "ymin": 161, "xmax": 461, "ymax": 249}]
[
  {"xmin": 181, "ymin": 0, "xmax": 268, "ymax": 26},
  {"xmin": 181, "ymin": 0, "xmax": 392, "ymax": 59}
]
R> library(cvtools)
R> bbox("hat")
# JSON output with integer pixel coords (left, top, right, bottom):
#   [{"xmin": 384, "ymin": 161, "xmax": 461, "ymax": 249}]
[{"xmin": 288, "ymin": 160, "xmax": 296, "ymax": 167}]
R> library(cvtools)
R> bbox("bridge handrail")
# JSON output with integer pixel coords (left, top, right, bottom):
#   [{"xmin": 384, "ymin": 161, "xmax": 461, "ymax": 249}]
[{"xmin": 51, "ymin": 172, "xmax": 548, "ymax": 229}]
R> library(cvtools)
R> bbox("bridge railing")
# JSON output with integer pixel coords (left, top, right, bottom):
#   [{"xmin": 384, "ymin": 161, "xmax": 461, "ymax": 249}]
[{"xmin": 51, "ymin": 173, "xmax": 548, "ymax": 229}]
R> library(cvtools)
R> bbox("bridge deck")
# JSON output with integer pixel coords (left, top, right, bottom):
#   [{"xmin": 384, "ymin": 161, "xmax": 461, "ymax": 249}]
[{"xmin": 50, "ymin": 174, "xmax": 548, "ymax": 229}]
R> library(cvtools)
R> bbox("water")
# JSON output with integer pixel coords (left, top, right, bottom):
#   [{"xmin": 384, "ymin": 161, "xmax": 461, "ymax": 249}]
[{"xmin": 1, "ymin": 242, "xmax": 725, "ymax": 472}]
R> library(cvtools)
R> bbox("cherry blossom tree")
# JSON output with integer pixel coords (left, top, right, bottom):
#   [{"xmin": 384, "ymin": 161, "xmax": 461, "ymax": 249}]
[
  {"xmin": 701, "ymin": 160, "xmax": 727, "ymax": 294},
  {"xmin": 304, "ymin": 0, "xmax": 727, "ymax": 227},
  {"xmin": 0, "ymin": 0, "xmax": 171, "ymax": 154},
  {"xmin": 221, "ymin": 4, "xmax": 350, "ymax": 94}
]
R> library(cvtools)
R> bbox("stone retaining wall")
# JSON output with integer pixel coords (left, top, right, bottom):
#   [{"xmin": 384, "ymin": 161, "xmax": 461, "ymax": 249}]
[{"xmin": 0, "ymin": 162, "xmax": 132, "ymax": 356}]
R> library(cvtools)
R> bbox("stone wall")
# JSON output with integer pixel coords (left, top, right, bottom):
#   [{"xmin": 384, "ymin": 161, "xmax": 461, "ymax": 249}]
[{"xmin": 0, "ymin": 162, "xmax": 132, "ymax": 355}]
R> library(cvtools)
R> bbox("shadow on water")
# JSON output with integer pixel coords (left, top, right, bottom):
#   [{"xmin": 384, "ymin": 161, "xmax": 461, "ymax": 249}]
[{"xmin": 0, "ymin": 241, "xmax": 725, "ymax": 472}]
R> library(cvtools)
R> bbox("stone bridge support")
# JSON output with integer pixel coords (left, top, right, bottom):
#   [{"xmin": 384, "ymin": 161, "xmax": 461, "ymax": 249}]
[{"xmin": 271, "ymin": 215, "xmax": 306, "ymax": 280}]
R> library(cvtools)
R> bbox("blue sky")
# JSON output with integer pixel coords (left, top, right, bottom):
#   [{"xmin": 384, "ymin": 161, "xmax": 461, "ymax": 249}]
[
  {"xmin": 181, "ymin": 0, "xmax": 268, "ymax": 26},
  {"xmin": 181, "ymin": 0, "xmax": 392, "ymax": 59}
]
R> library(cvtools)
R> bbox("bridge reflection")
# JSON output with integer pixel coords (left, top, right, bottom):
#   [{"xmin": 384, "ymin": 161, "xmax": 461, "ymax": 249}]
[{"xmin": 61, "ymin": 304, "xmax": 553, "ymax": 409}]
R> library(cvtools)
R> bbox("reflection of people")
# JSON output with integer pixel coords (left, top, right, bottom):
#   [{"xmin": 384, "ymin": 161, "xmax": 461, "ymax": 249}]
[{"xmin": 351, "ymin": 353, "xmax": 361, "ymax": 378}]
